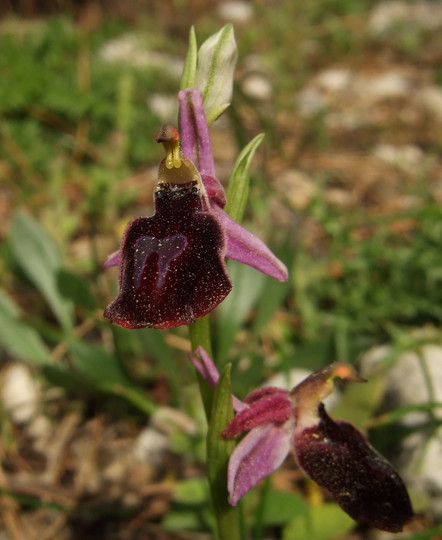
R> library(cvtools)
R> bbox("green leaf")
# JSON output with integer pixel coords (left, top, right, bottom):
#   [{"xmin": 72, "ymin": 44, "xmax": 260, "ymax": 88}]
[
  {"xmin": 57, "ymin": 269, "xmax": 97, "ymax": 311},
  {"xmin": 172, "ymin": 478, "xmax": 210, "ymax": 505},
  {"xmin": 0, "ymin": 289, "xmax": 52, "ymax": 365},
  {"xmin": 69, "ymin": 341, "xmax": 156, "ymax": 415},
  {"xmin": 163, "ymin": 509, "xmax": 207, "ymax": 532},
  {"xmin": 9, "ymin": 211, "xmax": 74, "ymax": 330},
  {"xmin": 216, "ymin": 260, "xmax": 266, "ymax": 366},
  {"xmin": 225, "ymin": 133, "xmax": 265, "ymax": 223},
  {"xmin": 180, "ymin": 26, "xmax": 197, "ymax": 90},
  {"xmin": 283, "ymin": 502, "xmax": 355, "ymax": 540},
  {"xmin": 252, "ymin": 259, "xmax": 291, "ymax": 337},
  {"xmin": 262, "ymin": 490, "xmax": 308, "ymax": 527},
  {"xmin": 207, "ymin": 363, "xmax": 242, "ymax": 540}
]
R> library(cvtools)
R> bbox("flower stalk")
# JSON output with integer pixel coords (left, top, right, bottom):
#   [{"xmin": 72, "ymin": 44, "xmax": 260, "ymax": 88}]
[
  {"xmin": 207, "ymin": 363, "xmax": 243, "ymax": 540},
  {"xmin": 189, "ymin": 317, "xmax": 214, "ymax": 418}
]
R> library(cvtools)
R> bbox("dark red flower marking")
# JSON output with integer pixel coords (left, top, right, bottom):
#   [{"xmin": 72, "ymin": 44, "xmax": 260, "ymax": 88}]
[
  {"xmin": 294, "ymin": 403, "xmax": 413, "ymax": 533},
  {"xmin": 104, "ymin": 126, "xmax": 232, "ymax": 329},
  {"xmin": 104, "ymin": 181, "xmax": 231, "ymax": 329}
]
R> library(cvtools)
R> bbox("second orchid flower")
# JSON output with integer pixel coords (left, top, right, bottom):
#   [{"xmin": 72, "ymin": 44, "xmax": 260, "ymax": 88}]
[{"xmin": 190, "ymin": 347, "xmax": 414, "ymax": 533}]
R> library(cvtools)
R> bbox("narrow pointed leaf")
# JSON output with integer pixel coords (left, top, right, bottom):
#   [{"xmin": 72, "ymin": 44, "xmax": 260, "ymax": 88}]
[
  {"xmin": 70, "ymin": 341, "xmax": 156, "ymax": 415},
  {"xmin": 216, "ymin": 260, "xmax": 265, "ymax": 365},
  {"xmin": 189, "ymin": 346, "xmax": 246, "ymax": 412},
  {"xmin": 225, "ymin": 133, "xmax": 265, "ymax": 223},
  {"xmin": 180, "ymin": 26, "xmax": 198, "ymax": 90},
  {"xmin": 9, "ymin": 212, "xmax": 74, "ymax": 330},
  {"xmin": 0, "ymin": 290, "xmax": 52, "ymax": 365}
]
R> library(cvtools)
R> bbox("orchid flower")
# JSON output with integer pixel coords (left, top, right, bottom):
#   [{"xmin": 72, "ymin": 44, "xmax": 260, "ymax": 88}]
[
  {"xmin": 189, "ymin": 347, "xmax": 414, "ymax": 533},
  {"xmin": 104, "ymin": 89, "xmax": 287, "ymax": 329}
]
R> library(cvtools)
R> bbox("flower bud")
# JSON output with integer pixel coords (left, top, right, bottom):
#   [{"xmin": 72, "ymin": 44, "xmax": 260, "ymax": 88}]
[{"xmin": 194, "ymin": 24, "xmax": 237, "ymax": 124}]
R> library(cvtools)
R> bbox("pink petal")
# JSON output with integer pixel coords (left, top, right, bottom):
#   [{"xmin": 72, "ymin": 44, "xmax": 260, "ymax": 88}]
[
  {"xmin": 189, "ymin": 346, "xmax": 247, "ymax": 413},
  {"xmin": 228, "ymin": 419, "xmax": 294, "ymax": 505},
  {"xmin": 222, "ymin": 389, "xmax": 291, "ymax": 438},
  {"xmin": 212, "ymin": 205, "xmax": 289, "ymax": 282},
  {"xmin": 243, "ymin": 386, "xmax": 291, "ymax": 404},
  {"xmin": 104, "ymin": 249, "xmax": 120, "ymax": 268},
  {"xmin": 178, "ymin": 88, "xmax": 216, "ymax": 177}
]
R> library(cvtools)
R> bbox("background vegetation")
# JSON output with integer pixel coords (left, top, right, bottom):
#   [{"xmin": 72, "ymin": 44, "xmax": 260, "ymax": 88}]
[{"xmin": 1, "ymin": 1, "xmax": 441, "ymax": 538}]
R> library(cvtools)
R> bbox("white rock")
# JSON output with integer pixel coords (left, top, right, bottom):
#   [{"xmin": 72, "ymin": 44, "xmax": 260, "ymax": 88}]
[
  {"xmin": 242, "ymin": 74, "xmax": 272, "ymax": 100},
  {"xmin": 415, "ymin": 85, "xmax": 442, "ymax": 120},
  {"xmin": 297, "ymin": 68, "xmax": 412, "ymax": 120},
  {"xmin": 297, "ymin": 86, "xmax": 327, "ymax": 116},
  {"xmin": 133, "ymin": 426, "xmax": 169, "ymax": 466},
  {"xmin": 360, "ymin": 343, "xmax": 442, "ymax": 517},
  {"xmin": 217, "ymin": 1, "xmax": 254, "ymax": 24},
  {"xmin": 265, "ymin": 367, "xmax": 313, "ymax": 390},
  {"xmin": 151, "ymin": 406, "xmax": 198, "ymax": 435},
  {"xmin": 99, "ymin": 34, "xmax": 183, "ymax": 78},
  {"xmin": 369, "ymin": 1, "xmax": 411, "ymax": 34},
  {"xmin": 369, "ymin": 1, "xmax": 442, "ymax": 35},
  {"xmin": 316, "ymin": 68, "xmax": 352, "ymax": 93},
  {"xmin": 276, "ymin": 169, "xmax": 315, "ymax": 210},
  {"xmin": 147, "ymin": 94, "xmax": 178, "ymax": 123},
  {"xmin": 361, "ymin": 344, "xmax": 442, "ymax": 418},
  {"xmin": 27, "ymin": 414, "xmax": 52, "ymax": 451},
  {"xmin": 1, "ymin": 364, "xmax": 40, "ymax": 424},
  {"xmin": 356, "ymin": 71, "xmax": 410, "ymax": 101},
  {"xmin": 372, "ymin": 143, "xmax": 424, "ymax": 173}
]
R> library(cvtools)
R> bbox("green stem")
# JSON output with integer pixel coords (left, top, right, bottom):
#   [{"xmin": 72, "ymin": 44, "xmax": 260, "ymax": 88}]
[
  {"xmin": 189, "ymin": 315, "xmax": 214, "ymax": 418},
  {"xmin": 189, "ymin": 315, "xmax": 213, "ymax": 356},
  {"xmin": 207, "ymin": 364, "xmax": 243, "ymax": 540},
  {"xmin": 188, "ymin": 317, "xmax": 243, "ymax": 540}
]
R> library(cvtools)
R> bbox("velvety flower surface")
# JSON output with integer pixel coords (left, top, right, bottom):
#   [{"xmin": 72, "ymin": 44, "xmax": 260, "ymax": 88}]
[
  {"xmin": 189, "ymin": 347, "xmax": 414, "ymax": 533},
  {"xmin": 104, "ymin": 126, "xmax": 231, "ymax": 329},
  {"xmin": 105, "ymin": 91, "xmax": 287, "ymax": 329},
  {"xmin": 294, "ymin": 403, "xmax": 413, "ymax": 532}
]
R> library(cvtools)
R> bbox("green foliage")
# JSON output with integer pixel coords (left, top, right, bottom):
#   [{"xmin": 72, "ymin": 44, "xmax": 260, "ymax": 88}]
[
  {"xmin": 0, "ymin": 15, "xmax": 170, "ymax": 196},
  {"xmin": 180, "ymin": 26, "xmax": 197, "ymax": 89},
  {"xmin": 225, "ymin": 133, "xmax": 265, "ymax": 223},
  {"xmin": 10, "ymin": 211, "xmax": 75, "ymax": 330},
  {"xmin": 0, "ymin": 290, "xmax": 52, "ymax": 365},
  {"xmin": 283, "ymin": 502, "xmax": 355, "ymax": 540},
  {"xmin": 261, "ymin": 490, "xmax": 308, "ymax": 527},
  {"xmin": 1, "ymin": 211, "xmax": 164, "ymax": 415},
  {"xmin": 296, "ymin": 200, "xmax": 442, "ymax": 340}
]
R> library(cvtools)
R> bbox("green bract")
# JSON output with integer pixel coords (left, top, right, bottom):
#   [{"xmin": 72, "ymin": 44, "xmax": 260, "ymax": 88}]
[{"xmin": 194, "ymin": 24, "xmax": 238, "ymax": 124}]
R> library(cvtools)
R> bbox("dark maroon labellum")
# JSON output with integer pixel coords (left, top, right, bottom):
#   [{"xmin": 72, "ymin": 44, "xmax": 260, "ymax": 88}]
[
  {"xmin": 104, "ymin": 182, "xmax": 232, "ymax": 329},
  {"xmin": 294, "ymin": 404, "xmax": 414, "ymax": 532}
]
